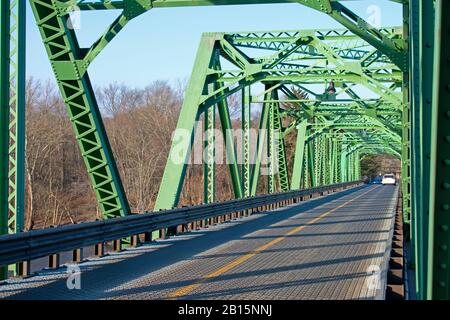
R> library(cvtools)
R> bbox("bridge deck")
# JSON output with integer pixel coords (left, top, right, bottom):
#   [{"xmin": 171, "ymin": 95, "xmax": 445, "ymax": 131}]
[{"xmin": 0, "ymin": 185, "xmax": 398, "ymax": 300}]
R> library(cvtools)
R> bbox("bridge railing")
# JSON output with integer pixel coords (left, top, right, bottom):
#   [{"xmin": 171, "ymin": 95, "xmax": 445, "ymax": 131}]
[{"xmin": 0, "ymin": 181, "xmax": 363, "ymax": 275}]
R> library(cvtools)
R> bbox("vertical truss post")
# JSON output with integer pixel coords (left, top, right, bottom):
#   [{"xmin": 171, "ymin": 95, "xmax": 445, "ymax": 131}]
[
  {"xmin": 427, "ymin": 0, "xmax": 450, "ymax": 300},
  {"xmin": 417, "ymin": 0, "xmax": 434, "ymax": 299},
  {"xmin": 0, "ymin": 0, "xmax": 10, "ymax": 280},
  {"xmin": 308, "ymin": 138, "xmax": 316, "ymax": 187},
  {"xmin": 348, "ymin": 151, "xmax": 353, "ymax": 182},
  {"xmin": 313, "ymin": 134, "xmax": 319, "ymax": 186},
  {"xmin": 341, "ymin": 139, "xmax": 348, "ymax": 182},
  {"xmin": 402, "ymin": 0, "xmax": 412, "ymax": 226},
  {"xmin": 250, "ymin": 90, "xmax": 270, "ymax": 196},
  {"xmin": 326, "ymin": 136, "xmax": 331, "ymax": 185},
  {"xmin": 203, "ymin": 104, "xmax": 215, "ymax": 204},
  {"xmin": 336, "ymin": 140, "xmax": 342, "ymax": 183},
  {"xmin": 409, "ymin": 0, "xmax": 419, "ymax": 278},
  {"xmin": 291, "ymin": 120, "xmax": 307, "ymax": 190},
  {"xmin": 217, "ymin": 92, "xmax": 243, "ymax": 199},
  {"xmin": 242, "ymin": 85, "xmax": 251, "ymax": 197},
  {"xmin": 303, "ymin": 138, "xmax": 309, "ymax": 189},
  {"xmin": 272, "ymin": 91, "xmax": 289, "ymax": 192},
  {"xmin": 214, "ymin": 59, "xmax": 242, "ymax": 200},
  {"xmin": 267, "ymin": 99, "xmax": 275, "ymax": 194},
  {"xmin": 8, "ymin": 0, "xmax": 25, "ymax": 236},
  {"xmin": 330, "ymin": 138, "xmax": 336, "ymax": 184}
]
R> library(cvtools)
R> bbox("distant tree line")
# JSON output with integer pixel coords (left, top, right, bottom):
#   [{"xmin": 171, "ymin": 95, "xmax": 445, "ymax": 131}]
[{"xmin": 23, "ymin": 78, "xmax": 254, "ymax": 229}]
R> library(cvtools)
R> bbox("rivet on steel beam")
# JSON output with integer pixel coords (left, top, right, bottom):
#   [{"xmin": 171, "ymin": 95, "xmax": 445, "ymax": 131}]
[
  {"xmin": 440, "ymin": 245, "xmax": 448, "ymax": 251},
  {"xmin": 441, "ymin": 225, "xmax": 449, "ymax": 232},
  {"xmin": 440, "ymin": 263, "xmax": 447, "ymax": 270},
  {"xmin": 442, "ymin": 204, "xmax": 450, "ymax": 211},
  {"xmin": 445, "ymin": 136, "xmax": 450, "ymax": 142},
  {"xmin": 444, "ymin": 159, "xmax": 450, "ymax": 166},
  {"xmin": 439, "ymin": 281, "xmax": 446, "ymax": 288},
  {"xmin": 442, "ymin": 182, "xmax": 450, "ymax": 190}
]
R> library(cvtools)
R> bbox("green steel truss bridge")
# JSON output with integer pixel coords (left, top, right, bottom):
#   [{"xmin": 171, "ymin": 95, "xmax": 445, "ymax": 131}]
[{"xmin": 0, "ymin": 0, "xmax": 447, "ymax": 300}]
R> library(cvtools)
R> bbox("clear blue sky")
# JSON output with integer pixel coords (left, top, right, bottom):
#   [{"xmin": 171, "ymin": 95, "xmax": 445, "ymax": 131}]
[{"xmin": 26, "ymin": 1, "xmax": 402, "ymax": 88}]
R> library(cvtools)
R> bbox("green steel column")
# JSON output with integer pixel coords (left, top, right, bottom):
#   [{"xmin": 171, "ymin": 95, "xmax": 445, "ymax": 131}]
[
  {"xmin": 0, "ymin": 0, "xmax": 10, "ymax": 280},
  {"xmin": 217, "ymin": 94, "xmax": 243, "ymax": 199},
  {"xmin": 341, "ymin": 140, "xmax": 348, "ymax": 182},
  {"xmin": 410, "ymin": 0, "xmax": 420, "ymax": 292},
  {"xmin": 250, "ymin": 91, "xmax": 270, "ymax": 196},
  {"xmin": 29, "ymin": 0, "xmax": 130, "ymax": 219},
  {"xmin": 203, "ymin": 105, "xmax": 215, "ymax": 204},
  {"xmin": 291, "ymin": 120, "xmax": 307, "ymax": 190},
  {"xmin": 348, "ymin": 151, "xmax": 353, "ymax": 182},
  {"xmin": 326, "ymin": 136, "xmax": 332, "ymax": 185},
  {"xmin": 267, "ymin": 101, "xmax": 275, "ymax": 194},
  {"xmin": 427, "ymin": 0, "xmax": 450, "ymax": 300},
  {"xmin": 242, "ymin": 85, "xmax": 251, "ymax": 197},
  {"xmin": 272, "ymin": 94, "xmax": 289, "ymax": 192},
  {"xmin": 416, "ymin": 0, "xmax": 434, "ymax": 299},
  {"xmin": 8, "ymin": 0, "xmax": 25, "ymax": 234},
  {"xmin": 308, "ymin": 139, "xmax": 316, "ymax": 187},
  {"xmin": 303, "ymin": 139, "xmax": 309, "ymax": 189},
  {"xmin": 330, "ymin": 138, "xmax": 336, "ymax": 184},
  {"xmin": 314, "ymin": 134, "xmax": 319, "ymax": 186},
  {"xmin": 401, "ymin": 0, "xmax": 412, "ymax": 226},
  {"xmin": 215, "ymin": 58, "xmax": 243, "ymax": 200}
]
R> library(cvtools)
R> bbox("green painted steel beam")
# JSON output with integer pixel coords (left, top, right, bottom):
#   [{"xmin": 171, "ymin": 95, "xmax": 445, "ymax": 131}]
[
  {"xmin": 8, "ymin": 0, "xmax": 25, "ymax": 235},
  {"xmin": 0, "ymin": 0, "xmax": 10, "ymax": 280},
  {"xmin": 427, "ymin": 0, "xmax": 450, "ymax": 300},
  {"xmin": 291, "ymin": 119, "xmax": 307, "ymax": 190},
  {"xmin": 155, "ymin": 34, "xmax": 219, "ymax": 211},
  {"xmin": 242, "ymin": 85, "xmax": 251, "ymax": 197},
  {"xmin": 29, "ymin": 0, "xmax": 130, "ymax": 219}
]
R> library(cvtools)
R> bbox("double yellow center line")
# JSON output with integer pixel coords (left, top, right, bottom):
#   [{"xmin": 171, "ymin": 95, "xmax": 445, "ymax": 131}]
[{"xmin": 168, "ymin": 186, "xmax": 377, "ymax": 299}]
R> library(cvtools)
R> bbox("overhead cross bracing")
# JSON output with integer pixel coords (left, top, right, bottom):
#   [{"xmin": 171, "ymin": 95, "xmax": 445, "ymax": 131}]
[{"xmin": 155, "ymin": 27, "xmax": 403, "ymax": 214}]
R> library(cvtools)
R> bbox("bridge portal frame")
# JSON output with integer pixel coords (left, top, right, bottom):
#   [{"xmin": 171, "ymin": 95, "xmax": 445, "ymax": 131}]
[{"xmin": 4, "ymin": 0, "xmax": 448, "ymax": 301}]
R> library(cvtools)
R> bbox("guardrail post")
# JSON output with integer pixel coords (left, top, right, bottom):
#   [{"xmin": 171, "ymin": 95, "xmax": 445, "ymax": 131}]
[
  {"xmin": 72, "ymin": 248, "xmax": 83, "ymax": 263},
  {"xmin": 48, "ymin": 253, "xmax": 60, "ymax": 269},
  {"xmin": 18, "ymin": 261, "xmax": 30, "ymax": 278},
  {"xmin": 144, "ymin": 232, "xmax": 152, "ymax": 243},
  {"xmin": 131, "ymin": 235, "xmax": 140, "ymax": 247},
  {"xmin": 95, "ymin": 243, "xmax": 104, "ymax": 257},
  {"xmin": 113, "ymin": 239, "xmax": 122, "ymax": 252}
]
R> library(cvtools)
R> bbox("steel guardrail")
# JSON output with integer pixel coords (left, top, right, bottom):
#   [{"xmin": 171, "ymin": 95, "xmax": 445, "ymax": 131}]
[{"xmin": 0, "ymin": 181, "xmax": 363, "ymax": 268}]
